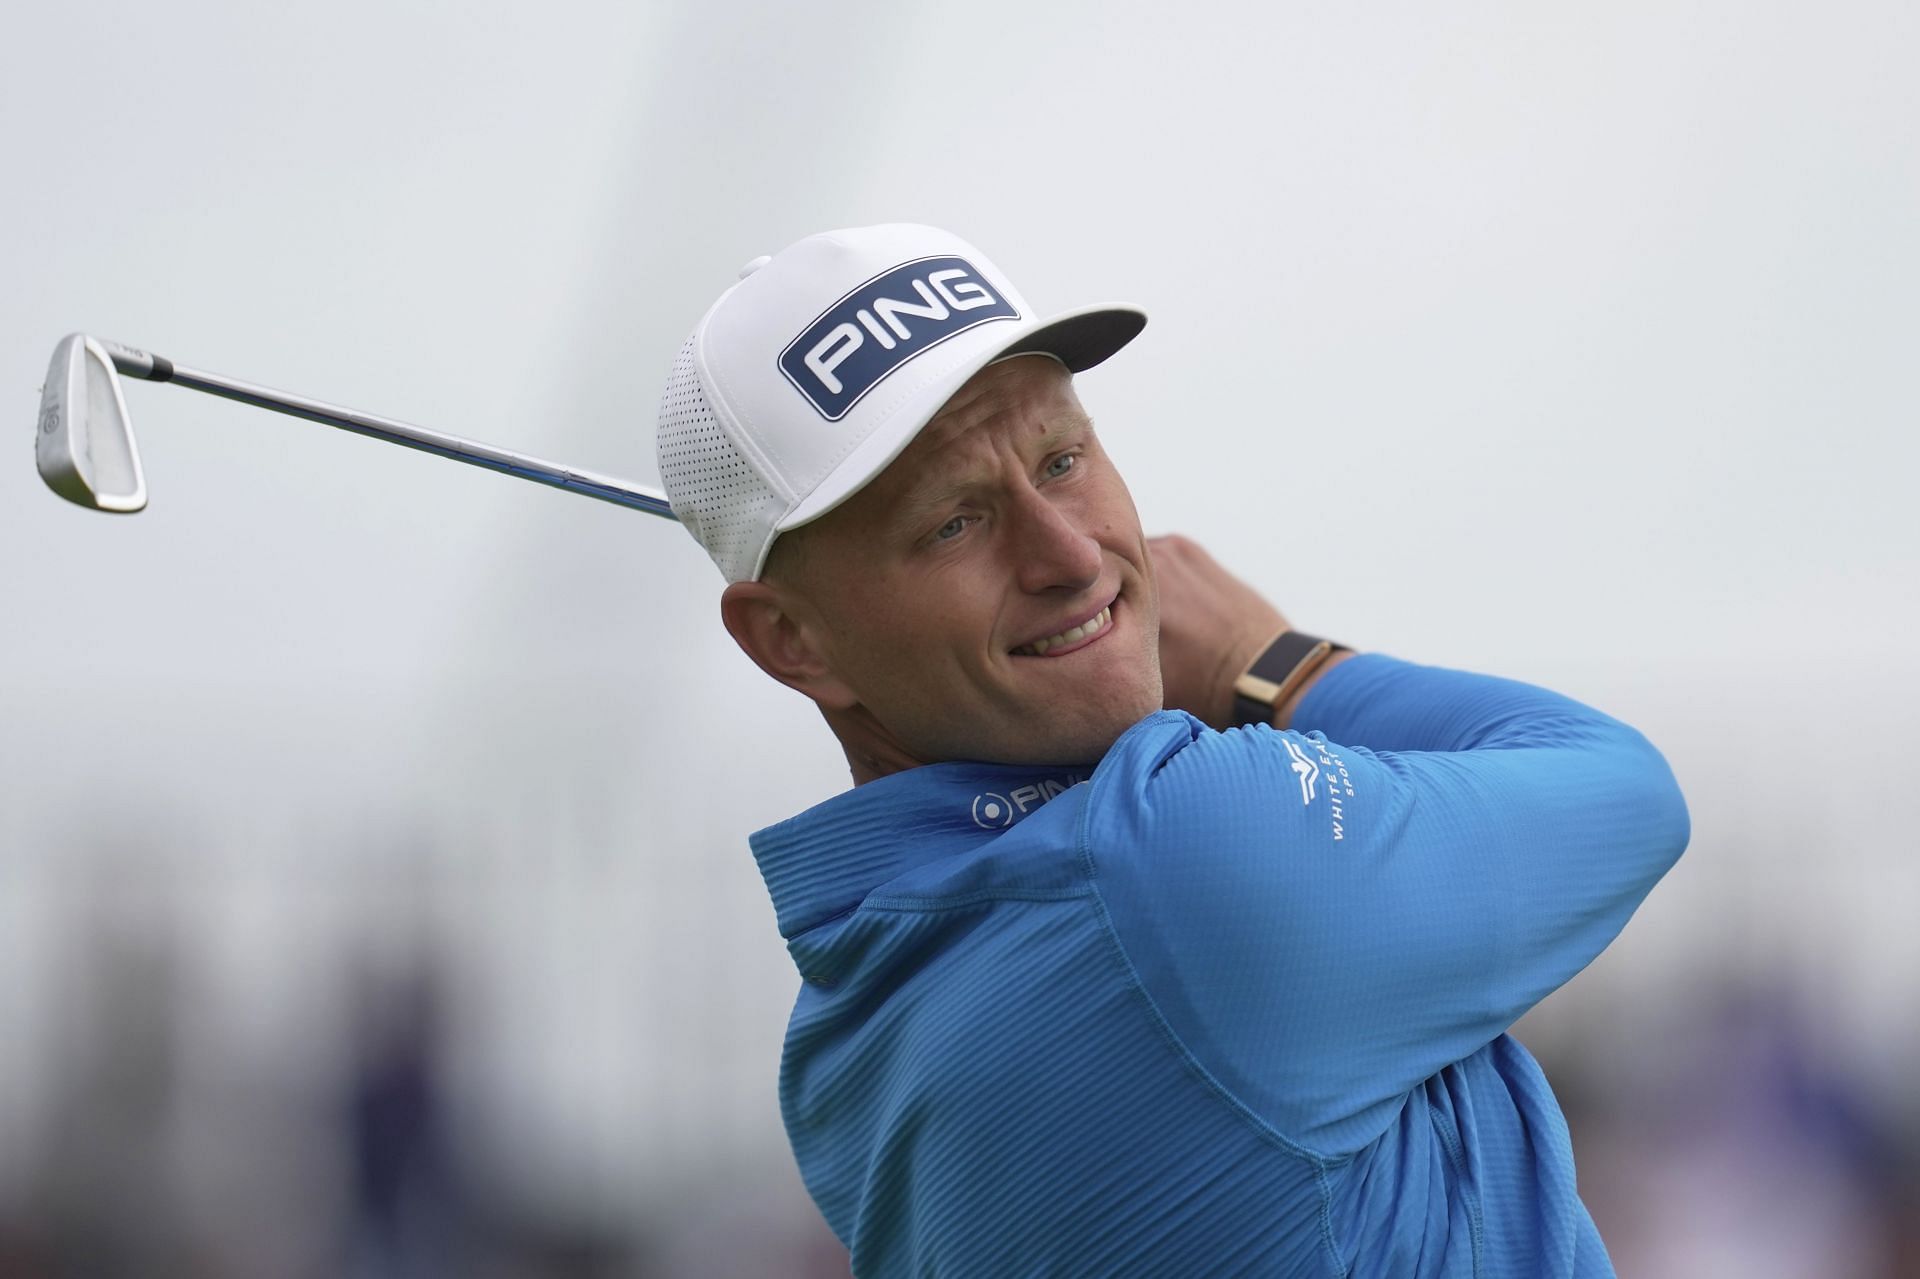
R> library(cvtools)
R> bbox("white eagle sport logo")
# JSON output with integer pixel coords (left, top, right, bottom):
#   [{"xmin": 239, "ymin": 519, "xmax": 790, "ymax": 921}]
[{"xmin": 1282, "ymin": 738, "xmax": 1320, "ymax": 806}]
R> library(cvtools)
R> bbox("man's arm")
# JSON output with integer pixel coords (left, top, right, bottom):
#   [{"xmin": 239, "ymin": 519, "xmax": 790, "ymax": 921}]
[{"xmin": 1102, "ymin": 537, "xmax": 1691, "ymax": 1155}]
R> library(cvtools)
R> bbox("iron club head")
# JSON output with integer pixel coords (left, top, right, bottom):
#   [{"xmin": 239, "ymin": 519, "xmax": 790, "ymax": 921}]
[{"xmin": 37, "ymin": 333, "xmax": 148, "ymax": 513}]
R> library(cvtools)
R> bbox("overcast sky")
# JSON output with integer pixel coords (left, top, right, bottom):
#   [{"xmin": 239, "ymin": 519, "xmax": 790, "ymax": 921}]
[{"xmin": 3, "ymin": 0, "xmax": 1916, "ymax": 1214}]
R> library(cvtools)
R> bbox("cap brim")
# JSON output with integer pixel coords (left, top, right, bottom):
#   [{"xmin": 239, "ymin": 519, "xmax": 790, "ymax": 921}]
[
  {"xmin": 989, "ymin": 304, "xmax": 1148, "ymax": 376},
  {"xmin": 772, "ymin": 303, "xmax": 1147, "ymax": 539}
]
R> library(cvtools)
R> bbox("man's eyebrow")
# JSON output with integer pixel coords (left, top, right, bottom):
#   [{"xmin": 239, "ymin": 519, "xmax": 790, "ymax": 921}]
[{"xmin": 890, "ymin": 412, "xmax": 1095, "ymax": 532}]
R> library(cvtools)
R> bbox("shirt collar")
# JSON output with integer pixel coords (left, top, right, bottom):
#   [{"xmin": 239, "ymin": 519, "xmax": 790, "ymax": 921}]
[{"xmin": 748, "ymin": 758, "xmax": 1095, "ymax": 939}]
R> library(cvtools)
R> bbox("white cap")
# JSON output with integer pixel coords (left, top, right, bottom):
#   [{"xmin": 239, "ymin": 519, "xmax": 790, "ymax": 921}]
[{"xmin": 655, "ymin": 223, "xmax": 1147, "ymax": 581}]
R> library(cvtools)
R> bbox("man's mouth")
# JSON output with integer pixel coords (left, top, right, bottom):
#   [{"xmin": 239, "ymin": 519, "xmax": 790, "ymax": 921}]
[{"xmin": 1011, "ymin": 600, "xmax": 1116, "ymax": 658}]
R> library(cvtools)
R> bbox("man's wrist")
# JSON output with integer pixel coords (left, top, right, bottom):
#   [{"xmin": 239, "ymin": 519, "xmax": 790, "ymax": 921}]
[
  {"xmin": 1204, "ymin": 625, "xmax": 1282, "ymax": 728},
  {"xmin": 1229, "ymin": 632, "xmax": 1357, "ymax": 731},
  {"xmin": 1271, "ymin": 648, "xmax": 1355, "ymax": 730}
]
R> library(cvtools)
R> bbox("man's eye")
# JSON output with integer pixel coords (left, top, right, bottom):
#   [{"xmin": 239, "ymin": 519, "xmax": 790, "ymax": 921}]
[
  {"xmin": 1046, "ymin": 453, "xmax": 1077, "ymax": 478},
  {"xmin": 934, "ymin": 516, "xmax": 968, "ymax": 541}
]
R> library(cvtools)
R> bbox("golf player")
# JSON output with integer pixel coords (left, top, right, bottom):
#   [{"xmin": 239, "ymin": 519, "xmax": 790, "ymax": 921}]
[{"xmin": 655, "ymin": 224, "xmax": 1690, "ymax": 1277}]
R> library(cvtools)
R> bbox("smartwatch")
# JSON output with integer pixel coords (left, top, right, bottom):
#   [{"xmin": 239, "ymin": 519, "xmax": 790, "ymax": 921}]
[{"xmin": 1231, "ymin": 631, "xmax": 1349, "ymax": 727}]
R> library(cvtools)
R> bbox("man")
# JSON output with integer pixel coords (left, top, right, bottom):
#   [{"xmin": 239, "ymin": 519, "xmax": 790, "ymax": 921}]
[{"xmin": 656, "ymin": 224, "xmax": 1690, "ymax": 1277}]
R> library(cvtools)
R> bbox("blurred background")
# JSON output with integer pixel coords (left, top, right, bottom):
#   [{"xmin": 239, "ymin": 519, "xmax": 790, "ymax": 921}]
[{"xmin": 3, "ymin": 1, "xmax": 1916, "ymax": 1275}]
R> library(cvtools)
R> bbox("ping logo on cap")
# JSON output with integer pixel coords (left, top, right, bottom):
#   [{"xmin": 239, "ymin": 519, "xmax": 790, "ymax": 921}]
[{"xmin": 779, "ymin": 256, "xmax": 1019, "ymax": 420}]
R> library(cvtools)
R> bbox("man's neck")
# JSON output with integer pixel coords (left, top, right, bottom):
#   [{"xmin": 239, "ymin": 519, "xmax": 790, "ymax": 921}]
[
  {"xmin": 823, "ymin": 704, "xmax": 927, "ymax": 786},
  {"xmin": 847, "ymin": 748, "xmax": 912, "ymax": 787}
]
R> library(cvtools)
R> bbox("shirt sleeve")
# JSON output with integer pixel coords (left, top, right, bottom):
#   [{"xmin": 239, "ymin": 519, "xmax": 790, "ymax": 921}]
[{"xmin": 1081, "ymin": 653, "xmax": 1691, "ymax": 1156}]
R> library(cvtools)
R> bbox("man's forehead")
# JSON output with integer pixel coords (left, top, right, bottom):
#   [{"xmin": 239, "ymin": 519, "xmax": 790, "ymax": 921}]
[
  {"xmin": 916, "ymin": 394, "xmax": 1090, "ymax": 462},
  {"xmin": 801, "ymin": 355, "xmax": 1090, "ymax": 545},
  {"xmin": 886, "ymin": 401, "xmax": 1092, "ymax": 511}
]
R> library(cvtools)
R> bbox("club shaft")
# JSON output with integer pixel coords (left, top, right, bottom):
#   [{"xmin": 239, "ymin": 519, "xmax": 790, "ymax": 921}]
[{"xmin": 112, "ymin": 345, "xmax": 676, "ymax": 519}]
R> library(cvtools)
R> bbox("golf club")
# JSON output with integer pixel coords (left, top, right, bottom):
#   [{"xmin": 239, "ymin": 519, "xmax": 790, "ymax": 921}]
[{"xmin": 34, "ymin": 333, "xmax": 676, "ymax": 519}]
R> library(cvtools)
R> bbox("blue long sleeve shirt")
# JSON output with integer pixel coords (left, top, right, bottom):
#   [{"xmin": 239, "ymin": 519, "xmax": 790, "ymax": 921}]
[{"xmin": 748, "ymin": 654, "xmax": 1691, "ymax": 1276}]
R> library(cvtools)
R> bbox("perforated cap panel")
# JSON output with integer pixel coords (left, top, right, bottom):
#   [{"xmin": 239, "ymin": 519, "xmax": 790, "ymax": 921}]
[{"xmin": 656, "ymin": 336, "xmax": 788, "ymax": 581}]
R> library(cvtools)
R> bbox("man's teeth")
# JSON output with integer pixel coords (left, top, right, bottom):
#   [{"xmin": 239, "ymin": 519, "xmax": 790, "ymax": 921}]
[{"xmin": 1017, "ymin": 605, "xmax": 1112, "ymax": 656}]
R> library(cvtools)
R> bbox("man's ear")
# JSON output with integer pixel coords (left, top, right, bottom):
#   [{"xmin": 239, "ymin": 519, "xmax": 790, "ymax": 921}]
[{"xmin": 719, "ymin": 581, "xmax": 860, "ymax": 711}]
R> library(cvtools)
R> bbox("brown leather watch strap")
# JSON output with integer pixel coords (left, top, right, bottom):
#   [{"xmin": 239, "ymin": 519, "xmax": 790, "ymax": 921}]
[{"xmin": 1231, "ymin": 630, "xmax": 1346, "ymax": 727}]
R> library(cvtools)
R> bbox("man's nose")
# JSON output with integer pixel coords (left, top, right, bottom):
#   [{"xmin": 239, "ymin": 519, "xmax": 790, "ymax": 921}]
[{"xmin": 1010, "ymin": 488, "xmax": 1103, "ymax": 595}]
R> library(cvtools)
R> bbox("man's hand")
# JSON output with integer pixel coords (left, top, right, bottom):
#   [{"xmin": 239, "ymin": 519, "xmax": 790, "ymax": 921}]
[{"xmin": 1149, "ymin": 535, "xmax": 1290, "ymax": 730}]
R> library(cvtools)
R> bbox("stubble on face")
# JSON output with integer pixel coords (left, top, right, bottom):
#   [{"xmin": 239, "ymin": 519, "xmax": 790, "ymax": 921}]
[{"xmin": 770, "ymin": 356, "xmax": 1164, "ymax": 767}]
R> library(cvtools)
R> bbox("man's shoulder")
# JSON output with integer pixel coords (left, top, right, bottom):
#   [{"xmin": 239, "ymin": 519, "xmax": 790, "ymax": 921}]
[
  {"xmin": 1080, "ymin": 710, "xmax": 1342, "ymax": 859},
  {"xmin": 1096, "ymin": 707, "xmax": 1206, "ymax": 767},
  {"xmin": 1091, "ymin": 708, "xmax": 1308, "ymax": 790}
]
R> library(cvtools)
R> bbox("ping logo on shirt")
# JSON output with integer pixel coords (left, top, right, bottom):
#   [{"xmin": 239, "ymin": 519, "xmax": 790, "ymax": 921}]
[
  {"xmin": 779, "ymin": 256, "xmax": 1019, "ymax": 420},
  {"xmin": 970, "ymin": 775, "xmax": 1085, "ymax": 829}
]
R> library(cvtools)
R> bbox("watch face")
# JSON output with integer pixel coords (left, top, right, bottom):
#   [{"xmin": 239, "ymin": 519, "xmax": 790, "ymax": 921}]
[{"xmin": 1248, "ymin": 632, "xmax": 1326, "ymax": 683}]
